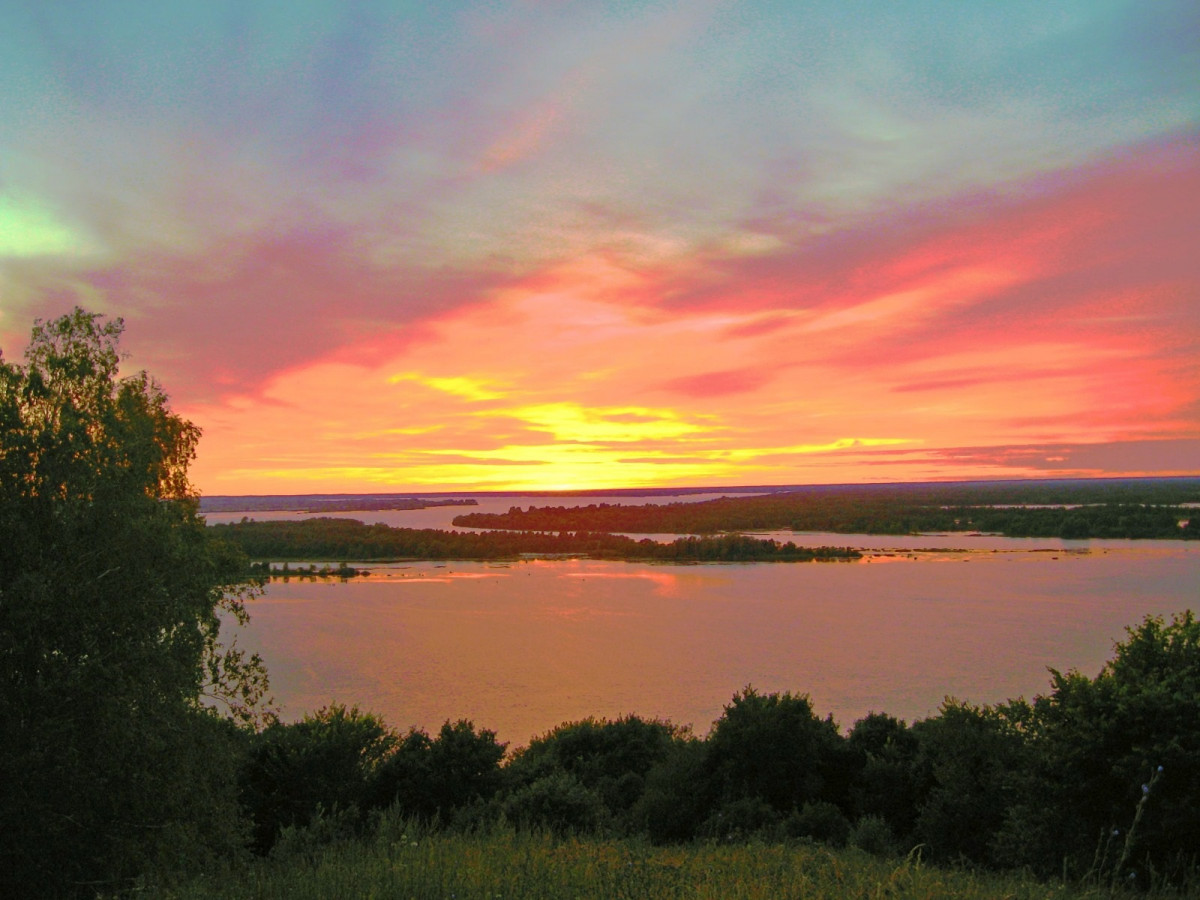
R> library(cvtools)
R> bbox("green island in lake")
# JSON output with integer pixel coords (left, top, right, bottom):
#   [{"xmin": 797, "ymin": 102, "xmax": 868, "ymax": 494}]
[
  {"xmin": 210, "ymin": 478, "xmax": 1199, "ymax": 579},
  {"xmin": 212, "ymin": 517, "xmax": 862, "ymax": 572},
  {"xmin": 451, "ymin": 478, "xmax": 1200, "ymax": 540}
]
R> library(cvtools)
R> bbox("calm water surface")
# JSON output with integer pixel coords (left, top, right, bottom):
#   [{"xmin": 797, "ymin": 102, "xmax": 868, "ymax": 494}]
[{"xmin": 233, "ymin": 542, "xmax": 1199, "ymax": 747}]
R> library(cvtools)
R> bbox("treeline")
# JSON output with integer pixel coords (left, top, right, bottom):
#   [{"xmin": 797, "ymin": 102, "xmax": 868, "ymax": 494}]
[
  {"xmin": 240, "ymin": 612, "xmax": 1200, "ymax": 889},
  {"xmin": 452, "ymin": 479, "xmax": 1200, "ymax": 539},
  {"xmin": 200, "ymin": 495, "xmax": 477, "ymax": 513},
  {"xmin": 247, "ymin": 561, "xmax": 364, "ymax": 580},
  {"xmin": 210, "ymin": 518, "xmax": 861, "ymax": 563}
]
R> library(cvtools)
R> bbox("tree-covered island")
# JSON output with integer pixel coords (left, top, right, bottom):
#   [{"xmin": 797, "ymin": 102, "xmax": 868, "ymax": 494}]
[
  {"xmin": 211, "ymin": 517, "xmax": 861, "ymax": 568},
  {"xmin": 452, "ymin": 479, "xmax": 1200, "ymax": 539},
  {"xmin": 200, "ymin": 495, "xmax": 478, "ymax": 514}
]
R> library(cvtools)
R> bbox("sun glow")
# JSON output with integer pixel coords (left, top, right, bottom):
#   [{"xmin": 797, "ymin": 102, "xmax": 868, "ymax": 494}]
[
  {"xmin": 173, "ymin": 138, "xmax": 1199, "ymax": 495},
  {"xmin": 388, "ymin": 373, "xmax": 506, "ymax": 401},
  {"xmin": 485, "ymin": 403, "xmax": 712, "ymax": 444}
]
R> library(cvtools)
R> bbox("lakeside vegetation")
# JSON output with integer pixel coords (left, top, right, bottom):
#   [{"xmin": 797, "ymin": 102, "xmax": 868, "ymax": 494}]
[
  {"xmin": 212, "ymin": 517, "xmax": 862, "ymax": 565},
  {"xmin": 452, "ymin": 479, "xmax": 1200, "ymax": 539}
]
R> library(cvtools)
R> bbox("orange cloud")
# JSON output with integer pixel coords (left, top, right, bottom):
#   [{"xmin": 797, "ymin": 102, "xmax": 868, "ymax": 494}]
[{"xmin": 180, "ymin": 140, "xmax": 1199, "ymax": 494}]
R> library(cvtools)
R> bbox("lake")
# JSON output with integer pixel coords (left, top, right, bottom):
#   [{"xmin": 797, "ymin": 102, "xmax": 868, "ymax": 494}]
[{"xmin": 218, "ymin": 492, "xmax": 1199, "ymax": 746}]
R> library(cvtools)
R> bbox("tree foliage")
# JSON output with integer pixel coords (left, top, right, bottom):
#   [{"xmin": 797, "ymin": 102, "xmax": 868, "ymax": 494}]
[
  {"xmin": 997, "ymin": 612, "xmax": 1200, "ymax": 882},
  {"xmin": 372, "ymin": 719, "xmax": 507, "ymax": 826},
  {"xmin": 847, "ymin": 712, "xmax": 921, "ymax": 836},
  {"xmin": 909, "ymin": 699, "xmax": 1031, "ymax": 865},
  {"xmin": 0, "ymin": 309, "xmax": 269, "ymax": 897},
  {"xmin": 506, "ymin": 716, "xmax": 683, "ymax": 833},
  {"xmin": 706, "ymin": 688, "xmax": 858, "ymax": 817},
  {"xmin": 241, "ymin": 704, "xmax": 395, "ymax": 853}
]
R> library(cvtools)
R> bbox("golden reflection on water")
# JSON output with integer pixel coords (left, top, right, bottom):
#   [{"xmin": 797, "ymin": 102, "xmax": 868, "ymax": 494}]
[
  {"xmin": 235, "ymin": 546, "xmax": 1200, "ymax": 748},
  {"xmin": 561, "ymin": 569, "xmax": 682, "ymax": 597}
]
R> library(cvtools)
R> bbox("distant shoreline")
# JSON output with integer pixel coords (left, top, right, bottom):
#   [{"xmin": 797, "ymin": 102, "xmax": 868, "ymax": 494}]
[
  {"xmin": 199, "ymin": 472, "xmax": 1200, "ymax": 508},
  {"xmin": 199, "ymin": 496, "xmax": 478, "ymax": 513},
  {"xmin": 200, "ymin": 474, "xmax": 1200, "ymax": 511}
]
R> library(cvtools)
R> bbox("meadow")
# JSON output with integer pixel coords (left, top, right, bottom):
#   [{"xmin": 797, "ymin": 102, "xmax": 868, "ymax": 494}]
[{"xmin": 165, "ymin": 816, "xmax": 1187, "ymax": 900}]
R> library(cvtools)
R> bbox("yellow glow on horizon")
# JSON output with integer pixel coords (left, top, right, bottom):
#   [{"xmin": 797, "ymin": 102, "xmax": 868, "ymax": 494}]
[
  {"xmin": 388, "ymin": 372, "xmax": 505, "ymax": 401},
  {"xmin": 216, "ymin": 453, "xmax": 737, "ymax": 493},
  {"xmin": 484, "ymin": 402, "xmax": 712, "ymax": 444},
  {"xmin": 713, "ymin": 437, "xmax": 917, "ymax": 462},
  {"xmin": 199, "ymin": 435, "xmax": 925, "ymax": 494},
  {"xmin": 346, "ymin": 425, "xmax": 444, "ymax": 440}
]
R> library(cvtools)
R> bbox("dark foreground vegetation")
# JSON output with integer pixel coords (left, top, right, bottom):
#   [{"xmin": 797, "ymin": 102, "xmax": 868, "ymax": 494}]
[
  {"xmin": 212, "ymin": 517, "xmax": 861, "ymax": 564},
  {"xmin": 210, "ymin": 611, "xmax": 1200, "ymax": 898},
  {"xmin": 166, "ymin": 821, "xmax": 1142, "ymax": 900},
  {"xmin": 4, "ymin": 311, "xmax": 1199, "ymax": 898},
  {"xmin": 1, "ymin": 311, "xmax": 269, "ymax": 898},
  {"xmin": 453, "ymin": 479, "xmax": 1200, "ymax": 539}
]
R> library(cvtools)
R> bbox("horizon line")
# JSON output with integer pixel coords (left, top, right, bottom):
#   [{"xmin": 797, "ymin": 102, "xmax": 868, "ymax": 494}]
[{"xmin": 198, "ymin": 472, "xmax": 1200, "ymax": 501}]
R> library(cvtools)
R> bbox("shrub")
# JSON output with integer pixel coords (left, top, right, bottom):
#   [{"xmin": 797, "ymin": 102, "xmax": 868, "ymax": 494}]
[
  {"xmin": 849, "ymin": 815, "xmax": 900, "ymax": 856},
  {"xmin": 706, "ymin": 687, "xmax": 857, "ymax": 815},
  {"xmin": 505, "ymin": 715, "xmax": 683, "ymax": 829},
  {"xmin": 700, "ymin": 797, "xmax": 783, "ymax": 842},
  {"xmin": 372, "ymin": 719, "xmax": 506, "ymax": 823},
  {"xmin": 634, "ymin": 738, "xmax": 713, "ymax": 844},
  {"xmin": 909, "ymin": 699, "xmax": 1029, "ymax": 865},
  {"xmin": 847, "ymin": 713, "xmax": 920, "ymax": 838},
  {"xmin": 785, "ymin": 801, "xmax": 852, "ymax": 847},
  {"xmin": 996, "ymin": 612, "xmax": 1200, "ymax": 884},
  {"xmin": 502, "ymin": 772, "xmax": 606, "ymax": 836},
  {"xmin": 269, "ymin": 805, "xmax": 362, "ymax": 862},
  {"xmin": 241, "ymin": 705, "xmax": 395, "ymax": 853}
]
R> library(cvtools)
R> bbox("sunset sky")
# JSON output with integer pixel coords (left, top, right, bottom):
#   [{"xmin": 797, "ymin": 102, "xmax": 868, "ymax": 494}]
[{"xmin": 1, "ymin": 1, "xmax": 1197, "ymax": 494}]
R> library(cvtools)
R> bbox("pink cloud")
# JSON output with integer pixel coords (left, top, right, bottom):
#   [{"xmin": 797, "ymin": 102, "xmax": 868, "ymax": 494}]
[
  {"xmin": 927, "ymin": 438, "xmax": 1200, "ymax": 478},
  {"xmin": 12, "ymin": 227, "xmax": 516, "ymax": 405},
  {"xmin": 659, "ymin": 367, "xmax": 774, "ymax": 398},
  {"xmin": 656, "ymin": 136, "xmax": 1196, "ymax": 334}
]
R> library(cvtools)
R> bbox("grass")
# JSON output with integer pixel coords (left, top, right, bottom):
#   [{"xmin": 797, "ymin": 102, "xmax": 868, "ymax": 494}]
[{"xmin": 163, "ymin": 818, "xmax": 1171, "ymax": 900}]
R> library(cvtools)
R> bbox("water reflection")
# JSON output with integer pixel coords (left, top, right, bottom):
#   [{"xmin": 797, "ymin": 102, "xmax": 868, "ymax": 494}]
[
  {"xmin": 561, "ymin": 569, "xmax": 682, "ymax": 597},
  {"xmin": 231, "ymin": 545, "xmax": 1199, "ymax": 748}
]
